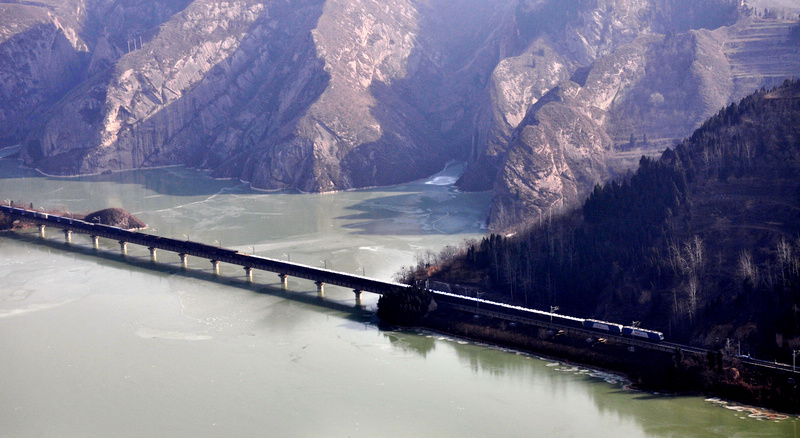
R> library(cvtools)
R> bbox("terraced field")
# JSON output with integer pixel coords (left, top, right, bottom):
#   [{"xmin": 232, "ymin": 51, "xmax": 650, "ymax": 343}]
[
  {"xmin": 609, "ymin": 16, "xmax": 800, "ymax": 164},
  {"xmin": 723, "ymin": 17, "xmax": 800, "ymax": 97}
]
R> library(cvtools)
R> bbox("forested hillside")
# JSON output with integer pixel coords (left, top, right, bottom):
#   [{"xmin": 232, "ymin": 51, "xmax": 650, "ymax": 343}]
[{"xmin": 407, "ymin": 79, "xmax": 800, "ymax": 360}]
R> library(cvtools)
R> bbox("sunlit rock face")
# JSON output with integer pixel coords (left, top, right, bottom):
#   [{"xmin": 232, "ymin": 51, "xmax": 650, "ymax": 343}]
[
  {"xmin": 460, "ymin": 0, "xmax": 800, "ymax": 229},
  {"xmin": 4, "ymin": 0, "xmax": 799, "ymax": 229},
  {"xmin": 13, "ymin": 0, "xmax": 515, "ymax": 192}
]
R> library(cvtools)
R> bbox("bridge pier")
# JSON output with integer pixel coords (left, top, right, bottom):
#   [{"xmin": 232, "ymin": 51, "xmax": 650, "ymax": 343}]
[
  {"xmin": 179, "ymin": 253, "xmax": 188, "ymax": 268},
  {"xmin": 244, "ymin": 267, "xmax": 253, "ymax": 282},
  {"xmin": 119, "ymin": 241, "xmax": 127, "ymax": 255},
  {"xmin": 354, "ymin": 289, "xmax": 362, "ymax": 305},
  {"xmin": 38, "ymin": 224, "xmax": 45, "ymax": 238},
  {"xmin": 149, "ymin": 247, "xmax": 157, "ymax": 262},
  {"xmin": 278, "ymin": 273, "xmax": 288, "ymax": 289},
  {"xmin": 211, "ymin": 260, "xmax": 219, "ymax": 275},
  {"xmin": 91, "ymin": 235, "xmax": 100, "ymax": 249},
  {"xmin": 63, "ymin": 229, "xmax": 72, "ymax": 244},
  {"xmin": 316, "ymin": 281, "xmax": 325, "ymax": 296}
]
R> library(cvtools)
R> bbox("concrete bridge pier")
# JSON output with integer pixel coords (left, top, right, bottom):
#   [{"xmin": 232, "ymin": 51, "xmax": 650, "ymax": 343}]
[
  {"xmin": 179, "ymin": 253, "xmax": 188, "ymax": 268},
  {"xmin": 148, "ymin": 247, "xmax": 157, "ymax": 262},
  {"xmin": 354, "ymin": 289, "xmax": 362, "ymax": 305},
  {"xmin": 38, "ymin": 224, "xmax": 45, "ymax": 238},
  {"xmin": 211, "ymin": 260, "xmax": 219, "ymax": 275},
  {"xmin": 119, "ymin": 241, "xmax": 128, "ymax": 255},
  {"xmin": 244, "ymin": 267, "xmax": 253, "ymax": 282},
  {"xmin": 63, "ymin": 229, "xmax": 72, "ymax": 244},
  {"xmin": 278, "ymin": 274, "xmax": 288, "ymax": 289},
  {"xmin": 316, "ymin": 281, "xmax": 325, "ymax": 297},
  {"xmin": 91, "ymin": 235, "xmax": 100, "ymax": 249}
]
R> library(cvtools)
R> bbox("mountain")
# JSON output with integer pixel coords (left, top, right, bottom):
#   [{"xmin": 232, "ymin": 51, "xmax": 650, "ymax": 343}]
[
  {"xmin": 411, "ymin": 79, "xmax": 800, "ymax": 358},
  {"xmin": 468, "ymin": 3, "xmax": 800, "ymax": 229},
  {"xmin": 7, "ymin": 0, "xmax": 516, "ymax": 191},
  {"xmin": 1, "ymin": 0, "xmax": 799, "ymax": 227}
]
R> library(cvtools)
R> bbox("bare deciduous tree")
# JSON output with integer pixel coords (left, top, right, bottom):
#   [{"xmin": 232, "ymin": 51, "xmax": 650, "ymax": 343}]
[{"xmin": 737, "ymin": 250, "xmax": 757, "ymax": 285}]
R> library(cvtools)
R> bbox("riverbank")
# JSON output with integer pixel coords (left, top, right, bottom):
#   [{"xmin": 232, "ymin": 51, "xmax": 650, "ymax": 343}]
[{"xmin": 418, "ymin": 305, "xmax": 800, "ymax": 415}]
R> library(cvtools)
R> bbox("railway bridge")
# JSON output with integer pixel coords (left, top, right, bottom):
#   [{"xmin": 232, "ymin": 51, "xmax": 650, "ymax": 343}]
[
  {"xmin": 0, "ymin": 205, "xmax": 406, "ymax": 301},
  {"xmin": 4, "ymin": 204, "xmax": 799, "ymax": 375}
]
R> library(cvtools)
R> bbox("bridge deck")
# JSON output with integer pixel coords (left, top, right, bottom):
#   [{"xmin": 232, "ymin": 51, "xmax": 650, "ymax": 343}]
[
  {"xmin": 0, "ymin": 205, "xmax": 405, "ymax": 294},
  {"xmin": 4, "ymin": 205, "xmax": 798, "ymax": 374}
]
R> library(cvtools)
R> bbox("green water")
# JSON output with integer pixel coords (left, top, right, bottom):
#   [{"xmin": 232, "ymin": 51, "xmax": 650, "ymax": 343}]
[{"xmin": 0, "ymin": 160, "xmax": 796, "ymax": 437}]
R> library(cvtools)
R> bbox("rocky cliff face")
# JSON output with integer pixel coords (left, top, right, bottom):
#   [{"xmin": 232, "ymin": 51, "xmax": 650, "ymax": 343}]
[
  {"xmin": 462, "ymin": 0, "xmax": 800, "ymax": 229},
  {"xmin": 14, "ymin": 0, "xmax": 516, "ymax": 193},
  {"xmin": 3, "ymin": 0, "xmax": 799, "ymax": 229},
  {"xmin": 0, "ymin": 2, "xmax": 87, "ymax": 145}
]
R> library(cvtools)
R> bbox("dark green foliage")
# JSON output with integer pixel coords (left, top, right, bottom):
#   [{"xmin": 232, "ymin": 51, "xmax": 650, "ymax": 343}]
[
  {"xmin": 414, "ymin": 79, "xmax": 800, "ymax": 357},
  {"xmin": 377, "ymin": 286, "xmax": 432, "ymax": 326}
]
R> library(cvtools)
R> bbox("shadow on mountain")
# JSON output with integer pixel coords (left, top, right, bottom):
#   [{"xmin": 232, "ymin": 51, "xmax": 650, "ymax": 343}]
[
  {"xmin": 79, "ymin": 0, "xmax": 194, "ymax": 54},
  {"xmin": 0, "ymin": 19, "xmax": 87, "ymax": 146},
  {"xmin": 22, "ymin": 0, "xmax": 330, "ymax": 198},
  {"xmin": 339, "ymin": 0, "xmax": 520, "ymax": 191}
]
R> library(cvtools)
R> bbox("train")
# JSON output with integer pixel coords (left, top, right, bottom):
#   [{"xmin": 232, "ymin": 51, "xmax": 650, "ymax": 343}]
[
  {"xmin": 2, "ymin": 205, "xmax": 665, "ymax": 342},
  {"xmin": 2, "ymin": 205, "xmax": 240, "ymax": 257},
  {"xmin": 430, "ymin": 289, "xmax": 664, "ymax": 342}
]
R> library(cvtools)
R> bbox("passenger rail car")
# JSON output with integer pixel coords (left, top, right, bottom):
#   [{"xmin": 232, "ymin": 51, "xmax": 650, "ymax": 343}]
[
  {"xmin": 583, "ymin": 319, "xmax": 623, "ymax": 335},
  {"xmin": 430, "ymin": 290, "xmax": 664, "ymax": 343},
  {"xmin": 622, "ymin": 327, "xmax": 664, "ymax": 342}
]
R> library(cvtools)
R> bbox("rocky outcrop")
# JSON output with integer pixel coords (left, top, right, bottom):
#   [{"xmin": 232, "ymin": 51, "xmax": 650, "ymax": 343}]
[
  {"xmin": 489, "ymin": 84, "xmax": 615, "ymax": 228},
  {"xmin": 84, "ymin": 207, "xmax": 146, "ymax": 229}
]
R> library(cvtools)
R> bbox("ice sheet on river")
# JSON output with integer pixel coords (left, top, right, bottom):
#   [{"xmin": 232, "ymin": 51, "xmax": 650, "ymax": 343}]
[{"xmin": 0, "ymin": 260, "xmax": 91, "ymax": 318}]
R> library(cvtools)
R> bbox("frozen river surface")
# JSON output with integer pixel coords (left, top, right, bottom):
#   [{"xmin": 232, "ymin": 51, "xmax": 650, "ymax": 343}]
[{"xmin": 0, "ymin": 161, "xmax": 796, "ymax": 437}]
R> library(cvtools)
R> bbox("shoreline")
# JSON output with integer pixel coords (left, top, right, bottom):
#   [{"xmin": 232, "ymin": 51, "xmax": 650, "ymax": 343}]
[
  {"xmin": 1, "ymin": 158, "xmax": 486, "ymax": 195},
  {"xmin": 415, "ymin": 306, "xmax": 800, "ymax": 416}
]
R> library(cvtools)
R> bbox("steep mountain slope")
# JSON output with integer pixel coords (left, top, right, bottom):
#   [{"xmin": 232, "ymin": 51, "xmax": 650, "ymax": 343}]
[
  {"xmin": 466, "ymin": 6, "xmax": 800, "ymax": 229},
  {"xmin": 417, "ymin": 79, "xmax": 800, "ymax": 357},
  {"xmin": 0, "ymin": 0, "xmax": 194, "ymax": 145},
  {"xmin": 13, "ymin": 0, "xmax": 517, "ymax": 192},
  {"xmin": 0, "ymin": 1, "xmax": 87, "ymax": 145},
  {"xmin": 2, "ymin": 0, "xmax": 799, "ymax": 229}
]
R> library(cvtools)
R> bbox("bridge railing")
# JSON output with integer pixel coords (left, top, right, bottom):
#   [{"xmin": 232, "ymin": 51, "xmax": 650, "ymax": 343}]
[
  {"xmin": 1, "ymin": 205, "xmax": 404, "ymax": 294},
  {"xmin": 13, "ymin": 204, "xmax": 777, "ymax": 365}
]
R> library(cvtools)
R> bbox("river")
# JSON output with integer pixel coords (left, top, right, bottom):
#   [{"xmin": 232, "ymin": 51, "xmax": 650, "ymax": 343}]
[{"xmin": 0, "ymin": 159, "xmax": 796, "ymax": 437}]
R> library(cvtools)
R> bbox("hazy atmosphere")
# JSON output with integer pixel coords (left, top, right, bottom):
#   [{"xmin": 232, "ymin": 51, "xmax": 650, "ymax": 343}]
[{"xmin": 1, "ymin": 0, "xmax": 799, "ymax": 435}]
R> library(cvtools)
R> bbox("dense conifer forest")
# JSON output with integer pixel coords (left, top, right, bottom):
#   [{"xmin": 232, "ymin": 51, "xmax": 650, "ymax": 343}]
[{"xmin": 401, "ymin": 79, "xmax": 800, "ymax": 361}]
